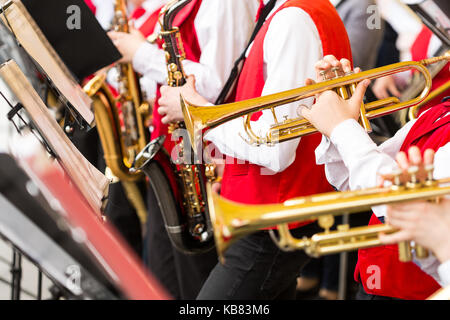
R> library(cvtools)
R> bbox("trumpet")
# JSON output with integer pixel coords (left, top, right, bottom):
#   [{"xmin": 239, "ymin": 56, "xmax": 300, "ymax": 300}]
[
  {"xmin": 181, "ymin": 51, "xmax": 450, "ymax": 148},
  {"xmin": 207, "ymin": 164, "xmax": 450, "ymax": 263}
]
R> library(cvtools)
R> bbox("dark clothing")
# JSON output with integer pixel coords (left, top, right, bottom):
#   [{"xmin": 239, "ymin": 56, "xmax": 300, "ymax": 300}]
[
  {"xmin": 71, "ymin": 126, "xmax": 143, "ymax": 255},
  {"xmin": 103, "ymin": 182, "xmax": 143, "ymax": 256},
  {"xmin": 197, "ymin": 223, "xmax": 321, "ymax": 300},
  {"xmin": 356, "ymin": 284, "xmax": 401, "ymax": 300},
  {"xmin": 143, "ymin": 184, "xmax": 218, "ymax": 300}
]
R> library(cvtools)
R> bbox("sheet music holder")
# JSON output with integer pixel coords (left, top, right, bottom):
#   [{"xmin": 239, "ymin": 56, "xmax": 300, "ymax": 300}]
[
  {"xmin": 0, "ymin": 59, "xmax": 109, "ymax": 215},
  {"xmin": 0, "ymin": 0, "xmax": 122, "ymax": 127},
  {"xmin": 0, "ymin": 137, "xmax": 169, "ymax": 299}
]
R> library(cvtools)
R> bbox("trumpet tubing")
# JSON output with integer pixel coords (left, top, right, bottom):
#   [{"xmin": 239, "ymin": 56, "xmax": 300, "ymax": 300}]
[
  {"xmin": 209, "ymin": 171, "xmax": 450, "ymax": 262},
  {"xmin": 182, "ymin": 51, "xmax": 450, "ymax": 147}
]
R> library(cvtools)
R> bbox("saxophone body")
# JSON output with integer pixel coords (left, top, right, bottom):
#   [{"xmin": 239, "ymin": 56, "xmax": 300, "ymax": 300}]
[
  {"xmin": 83, "ymin": 0, "xmax": 150, "ymax": 223},
  {"xmin": 134, "ymin": 0, "xmax": 215, "ymax": 254}
]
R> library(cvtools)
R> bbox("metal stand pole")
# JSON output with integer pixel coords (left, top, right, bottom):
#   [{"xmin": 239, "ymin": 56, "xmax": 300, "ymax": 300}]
[
  {"xmin": 37, "ymin": 271, "xmax": 42, "ymax": 300},
  {"xmin": 10, "ymin": 249, "xmax": 22, "ymax": 300},
  {"xmin": 338, "ymin": 214, "xmax": 349, "ymax": 300}
]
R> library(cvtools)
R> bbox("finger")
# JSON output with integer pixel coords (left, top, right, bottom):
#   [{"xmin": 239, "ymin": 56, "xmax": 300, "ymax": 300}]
[
  {"xmin": 395, "ymin": 151, "xmax": 410, "ymax": 171},
  {"xmin": 305, "ymin": 78, "xmax": 316, "ymax": 86},
  {"xmin": 157, "ymin": 106, "xmax": 168, "ymax": 116},
  {"xmin": 339, "ymin": 58, "xmax": 352, "ymax": 73},
  {"xmin": 161, "ymin": 115, "xmax": 170, "ymax": 125},
  {"xmin": 354, "ymin": 67, "xmax": 361, "ymax": 74},
  {"xmin": 388, "ymin": 82, "xmax": 402, "ymax": 97},
  {"xmin": 408, "ymin": 146, "xmax": 422, "ymax": 166},
  {"xmin": 323, "ymin": 55, "xmax": 340, "ymax": 67},
  {"xmin": 379, "ymin": 230, "xmax": 412, "ymax": 245},
  {"xmin": 299, "ymin": 105, "xmax": 312, "ymax": 121},
  {"xmin": 423, "ymin": 149, "xmax": 435, "ymax": 166},
  {"xmin": 349, "ymin": 79, "xmax": 370, "ymax": 105}
]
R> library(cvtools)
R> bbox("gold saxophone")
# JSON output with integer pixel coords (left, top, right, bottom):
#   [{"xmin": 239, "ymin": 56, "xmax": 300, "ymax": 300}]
[
  {"xmin": 132, "ymin": 0, "xmax": 216, "ymax": 254},
  {"xmin": 83, "ymin": 0, "xmax": 150, "ymax": 224}
]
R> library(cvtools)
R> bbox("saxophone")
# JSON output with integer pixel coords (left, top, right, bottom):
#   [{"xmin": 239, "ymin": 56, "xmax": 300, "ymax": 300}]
[
  {"xmin": 83, "ymin": 0, "xmax": 150, "ymax": 224},
  {"xmin": 133, "ymin": 0, "xmax": 216, "ymax": 254}
]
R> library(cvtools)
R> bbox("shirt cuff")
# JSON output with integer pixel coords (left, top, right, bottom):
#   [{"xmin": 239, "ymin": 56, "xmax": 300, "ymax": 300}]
[
  {"xmin": 315, "ymin": 135, "xmax": 342, "ymax": 165},
  {"xmin": 330, "ymin": 119, "xmax": 377, "ymax": 167},
  {"xmin": 438, "ymin": 259, "xmax": 450, "ymax": 287}
]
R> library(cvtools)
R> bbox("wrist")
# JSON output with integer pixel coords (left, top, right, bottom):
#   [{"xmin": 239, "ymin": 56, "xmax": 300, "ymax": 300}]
[{"xmin": 434, "ymin": 241, "xmax": 450, "ymax": 263}]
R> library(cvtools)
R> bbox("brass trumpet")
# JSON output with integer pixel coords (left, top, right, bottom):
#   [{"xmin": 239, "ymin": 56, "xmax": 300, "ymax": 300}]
[
  {"xmin": 207, "ymin": 165, "xmax": 450, "ymax": 263},
  {"xmin": 181, "ymin": 52, "xmax": 450, "ymax": 148}
]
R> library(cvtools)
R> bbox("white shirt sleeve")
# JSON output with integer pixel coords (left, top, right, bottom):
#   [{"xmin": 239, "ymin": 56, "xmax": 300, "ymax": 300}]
[
  {"xmin": 92, "ymin": 0, "xmax": 115, "ymax": 30},
  {"xmin": 438, "ymin": 259, "xmax": 450, "ymax": 287},
  {"xmin": 315, "ymin": 118, "xmax": 415, "ymax": 218},
  {"xmin": 205, "ymin": 7, "xmax": 323, "ymax": 173},
  {"xmin": 132, "ymin": 0, "xmax": 258, "ymax": 102}
]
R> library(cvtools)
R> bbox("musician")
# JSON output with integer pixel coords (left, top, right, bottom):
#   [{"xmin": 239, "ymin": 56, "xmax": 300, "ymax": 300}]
[
  {"xmin": 159, "ymin": 0, "xmax": 352, "ymax": 299},
  {"xmin": 300, "ymin": 56, "xmax": 450, "ymax": 299},
  {"xmin": 380, "ymin": 147, "xmax": 450, "ymax": 288},
  {"xmin": 108, "ymin": 0, "xmax": 259, "ymax": 300}
]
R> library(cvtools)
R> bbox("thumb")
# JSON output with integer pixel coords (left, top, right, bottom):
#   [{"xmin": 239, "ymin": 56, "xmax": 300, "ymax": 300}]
[
  {"xmin": 299, "ymin": 105, "xmax": 312, "ymax": 121},
  {"xmin": 349, "ymin": 79, "xmax": 370, "ymax": 106},
  {"xmin": 186, "ymin": 75, "xmax": 196, "ymax": 88}
]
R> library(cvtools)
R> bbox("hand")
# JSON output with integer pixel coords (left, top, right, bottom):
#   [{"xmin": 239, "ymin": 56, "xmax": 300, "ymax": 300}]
[
  {"xmin": 108, "ymin": 27, "xmax": 146, "ymax": 63},
  {"xmin": 158, "ymin": 75, "xmax": 209, "ymax": 125},
  {"xmin": 312, "ymin": 55, "xmax": 359, "ymax": 82},
  {"xmin": 380, "ymin": 199, "xmax": 450, "ymax": 263},
  {"xmin": 372, "ymin": 75, "xmax": 402, "ymax": 99},
  {"xmin": 300, "ymin": 79, "xmax": 370, "ymax": 137},
  {"xmin": 377, "ymin": 146, "xmax": 435, "ymax": 186}
]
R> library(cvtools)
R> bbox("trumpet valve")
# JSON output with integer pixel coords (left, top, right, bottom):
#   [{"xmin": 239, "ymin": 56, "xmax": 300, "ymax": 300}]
[
  {"xmin": 406, "ymin": 166, "xmax": 421, "ymax": 189},
  {"xmin": 424, "ymin": 164, "xmax": 436, "ymax": 187},
  {"xmin": 318, "ymin": 214, "xmax": 335, "ymax": 233}
]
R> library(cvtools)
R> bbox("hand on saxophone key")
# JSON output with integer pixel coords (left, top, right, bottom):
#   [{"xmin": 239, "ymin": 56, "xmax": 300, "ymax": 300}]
[
  {"xmin": 158, "ymin": 75, "xmax": 209, "ymax": 124},
  {"xmin": 108, "ymin": 27, "xmax": 146, "ymax": 64}
]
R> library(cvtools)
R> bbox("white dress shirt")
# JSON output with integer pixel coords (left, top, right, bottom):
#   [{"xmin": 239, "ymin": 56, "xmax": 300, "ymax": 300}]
[
  {"xmin": 132, "ymin": 0, "xmax": 259, "ymax": 102},
  {"xmin": 92, "ymin": 0, "xmax": 115, "ymax": 30},
  {"xmin": 315, "ymin": 111, "xmax": 450, "ymax": 286},
  {"xmin": 204, "ymin": 0, "xmax": 323, "ymax": 173}
]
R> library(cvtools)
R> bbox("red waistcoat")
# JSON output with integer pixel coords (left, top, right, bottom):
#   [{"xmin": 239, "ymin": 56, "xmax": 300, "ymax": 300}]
[
  {"xmin": 220, "ymin": 0, "xmax": 352, "ymax": 228},
  {"xmin": 150, "ymin": 0, "xmax": 203, "ymax": 153},
  {"xmin": 411, "ymin": 26, "xmax": 450, "ymax": 115},
  {"xmin": 355, "ymin": 100, "xmax": 450, "ymax": 300}
]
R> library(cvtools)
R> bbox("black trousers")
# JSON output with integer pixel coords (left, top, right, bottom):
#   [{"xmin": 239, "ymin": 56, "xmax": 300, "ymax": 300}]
[
  {"xmin": 197, "ymin": 222, "xmax": 321, "ymax": 300},
  {"xmin": 143, "ymin": 184, "xmax": 218, "ymax": 300}
]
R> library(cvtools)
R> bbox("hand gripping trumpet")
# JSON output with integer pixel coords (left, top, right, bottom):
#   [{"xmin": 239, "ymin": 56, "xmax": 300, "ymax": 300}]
[
  {"xmin": 207, "ymin": 164, "xmax": 450, "ymax": 263},
  {"xmin": 181, "ymin": 51, "xmax": 450, "ymax": 148}
]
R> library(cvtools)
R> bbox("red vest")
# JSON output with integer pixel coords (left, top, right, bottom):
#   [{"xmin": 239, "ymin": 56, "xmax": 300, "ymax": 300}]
[
  {"xmin": 411, "ymin": 26, "xmax": 450, "ymax": 115},
  {"xmin": 150, "ymin": 0, "xmax": 203, "ymax": 153},
  {"xmin": 355, "ymin": 99, "xmax": 450, "ymax": 299},
  {"xmin": 221, "ymin": 0, "xmax": 352, "ymax": 226},
  {"xmin": 130, "ymin": 5, "xmax": 164, "ymax": 38}
]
